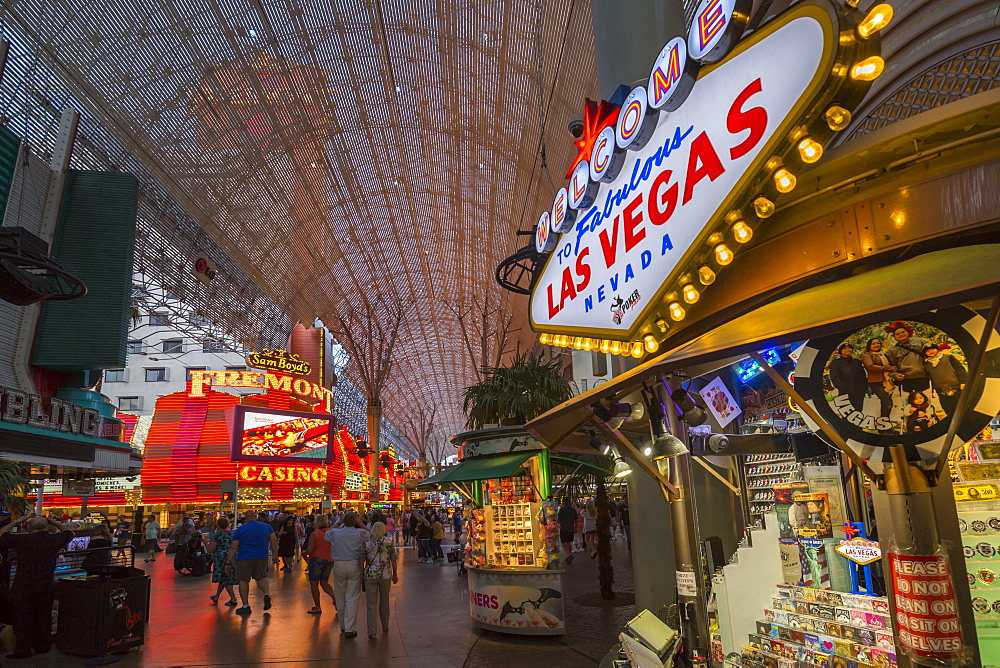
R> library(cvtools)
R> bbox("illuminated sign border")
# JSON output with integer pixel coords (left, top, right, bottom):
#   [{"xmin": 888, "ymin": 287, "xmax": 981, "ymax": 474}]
[
  {"xmin": 230, "ymin": 405, "xmax": 335, "ymax": 465},
  {"xmin": 529, "ymin": 0, "xmax": 884, "ymax": 353}
]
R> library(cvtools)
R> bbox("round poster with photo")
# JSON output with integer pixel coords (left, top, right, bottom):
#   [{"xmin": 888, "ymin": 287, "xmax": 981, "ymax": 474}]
[{"xmin": 793, "ymin": 306, "xmax": 1000, "ymax": 462}]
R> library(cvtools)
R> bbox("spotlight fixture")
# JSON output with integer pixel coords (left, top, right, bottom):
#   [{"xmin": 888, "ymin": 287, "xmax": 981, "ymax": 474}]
[
  {"xmin": 645, "ymin": 394, "xmax": 689, "ymax": 459},
  {"xmin": 613, "ymin": 458, "xmax": 633, "ymax": 478},
  {"xmin": 0, "ymin": 227, "xmax": 87, "ymax": 306},
  {"xmin": 669, "ymin": 387, "xmax": 708, "ymax": 427},
  {"xmin": 591, "ymin": 400, "xmax": 639, "ymax": 430}
]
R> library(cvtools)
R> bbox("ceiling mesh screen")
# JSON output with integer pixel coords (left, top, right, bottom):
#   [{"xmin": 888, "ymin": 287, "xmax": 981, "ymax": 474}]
[{"xmin": 0, "ymin": 0, "xmax": 599, "ymax": 433}]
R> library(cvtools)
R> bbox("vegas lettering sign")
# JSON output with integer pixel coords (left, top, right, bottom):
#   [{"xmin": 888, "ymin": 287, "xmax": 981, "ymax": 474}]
[{"xmin": 528, "ymin": 0, "xmax": 891, "ymax": 359}]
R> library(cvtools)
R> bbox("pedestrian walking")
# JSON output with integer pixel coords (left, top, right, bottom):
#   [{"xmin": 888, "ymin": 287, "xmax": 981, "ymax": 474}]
[
  {"xmin": 452, "ymin": 509, "xmax": 463, "ymax": 542},
  {"xmin": 386, "ymin": 514, "xmax": 397, "ymax": 544},
  {"xmin": 143, "ymin": 515, "xmax": 161, "ymax": 562},
  {"xmin": 173, "ymin": 512, "xmax": 195, "ymax": 572},
  {"xmin": 0, "ymin": 514, "xmax": 74, "ymax": 659},
  {"xmin": 326, "ymin": 511, "xmax": 370, "ymax": 638},
  {"xmin": 557, "ymin": 498, "xmax": 577, "ymax": 565},
  {"xmin": 277, "ymin": 515, "xmax": 297, "ymax": 572},
  {"xmin": 225, "ymin": 510, "xmax": 279, "ymax": 615},
  {"xmin": 303, "ymin": 515, "xmax": 337, "ymax": 614},
  {"xmin": 413, "ymin": 509, "xmax": 432, "ymax": 562},
  {"xmin": 583, "ymin": 501, "xmax": 598, "ymax": 559},
  {"xmin": 573, "ymin": 503, "xmax": 585, "ymax": 552},
  {"xmin": 364, "ymin": 521, "xmax": 398, "ymax": 639},
  {"xmin": 208, "ymin": 517, "xmax": 238, "ymax": 606},
  {"xmin": 431, "ymin": 513, "xmax": 445, "ymax": 561}
]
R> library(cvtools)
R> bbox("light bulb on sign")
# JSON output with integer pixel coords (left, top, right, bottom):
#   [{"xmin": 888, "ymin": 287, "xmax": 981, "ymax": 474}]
[
  {"xmin": 753, "ymin": 197, "xmax": 775, "ymax": 218},
  {"xmin": 631, "ymin": 342, "xmax": 643, "ymax": 358},
  {"xmin": 601, "ymin": 340, "xmax": 611, "ymax": 353},
  {"xmin": 610, "ymin": 341, "xmax": 622, "ymax": 355},
  {"xmin": 732, "ymin": 221, "xmax": 753, "ymax": 243},
  {"xmin": 857, "ymin": 4, "xmax": 893, "ymax": 39},
  {"xmin": 797, "ymin": 138, "xmax": 823, "ymax": 163},
  {"xmin": 582, "ymin": 338, "xmax": 593, "ymax": 351},
  {"xmin": 714, "ymin": 244, "xmax": 734, "ymax": 265},
  {"xmin": 574, "ymin": 337, "xmax": 584, "ymax": 349},
  {"xmin": 850, "ymin": 56, "xmax": 884, "ymax": 81},
  {"xmin": 682, "ymin": 284, "xmax": 699, "ymax": 304},
  {"xmin": 698, "ymin": 265, "xmax": 716, "ymax": 285},
  {"xmin": 774, "ymin": 168, "xmax": 796, "ymax": 193},
  {"xmin": 643, "ymin": 334, "xmax": 659, "ymax": 353},
  {"xmin": 668, "ymin": 302, "xmax": 686, "ymax": 321},
  {"xmin": 824, "ymin": 106, "xmax": 852, "ymax": 131},
  {"xmin": 655, "ymin": 318, "xmax": 669, "ymax": 333},
  {"xmin": 539, "ymin": 333, "xmax": 550, "ymax": 345}
]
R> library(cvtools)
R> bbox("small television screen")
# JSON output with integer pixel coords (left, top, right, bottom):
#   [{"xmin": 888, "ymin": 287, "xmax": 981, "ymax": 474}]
[{"xmin": 230, "ymin": 406, "xmax": 334, "ymax": 464}]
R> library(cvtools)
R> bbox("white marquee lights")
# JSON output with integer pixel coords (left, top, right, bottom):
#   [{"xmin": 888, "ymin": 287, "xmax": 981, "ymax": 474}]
[{"xmin": 530, "ymin": 0, "xmax": 889, "ymax": 357}]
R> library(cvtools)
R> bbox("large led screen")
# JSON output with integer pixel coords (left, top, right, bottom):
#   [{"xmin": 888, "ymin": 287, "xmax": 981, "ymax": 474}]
[{"xmin": 230, "ymin": 406, "xmax": 334, "ymax": 464}]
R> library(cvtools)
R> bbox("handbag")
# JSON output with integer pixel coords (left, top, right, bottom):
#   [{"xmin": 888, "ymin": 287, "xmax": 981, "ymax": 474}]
[{"xmin": 882, "ymin": 372, "xmax": 895, "ymax": 394}]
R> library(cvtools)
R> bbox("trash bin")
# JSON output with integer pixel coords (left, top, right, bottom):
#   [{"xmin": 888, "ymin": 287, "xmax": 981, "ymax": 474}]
[{"xmin": 56, "ymin": 566, "xmax": 150, "ymax": 656}]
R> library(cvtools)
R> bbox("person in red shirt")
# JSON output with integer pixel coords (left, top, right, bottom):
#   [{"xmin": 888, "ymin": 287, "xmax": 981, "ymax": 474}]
[
  {"xmin": 302, "ymin": 514, "xmax": 336, "ymax": 614},
  {"xmin": 0, "ymin": 514, "xmax": 74, "ymax": 659}
]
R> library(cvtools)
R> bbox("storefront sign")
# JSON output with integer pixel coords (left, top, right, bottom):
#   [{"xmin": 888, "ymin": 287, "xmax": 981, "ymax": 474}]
[
  {"xmin": 887, "ymin": 553, "xmax": 963, "ymax": 660},
  {"xmin": 189, "ymin": 369, "xmax": 332, "ymax": 411},
  {"xmin": 62, "ymin": 479, "xmax": 96, "ymax": 497},
  {"xmin": 953, "ymin": 481, "xmax": 1000, "ymax": 503},
  {"xmin": 245, "ymin": 348, "xmax": 311, "ymax": 376},
  {"xmin": 835, "ymin": 538, "xmax": 881, "ymax": 565},
  {"xmin": 458, "ymin": 435, "xmax": 543, "ymax": 460},
  {"xmin": 238, "ymin": 464, "xmax": 327, "ymax": 483},
  {"xmin": 794, "ymin": 306, "xmax": 1000, "ymax": 462},
  {"xmin": 467, "ymin": 568, "xmax": 565, "ymax": 633},
  {"xmin": 1, "ymin": 386, "xmax": 101, "ymax": 438},
  {"xmin": 676, "ymin": 570, "xmax": 699, "ymax": 597},
  {"xmin": 191, "ymin": 253, "xmax": 218, "ymax": 285},
  {"xmin": 529, "ymin": 1, "xmax": 879, "ymax": 342}
]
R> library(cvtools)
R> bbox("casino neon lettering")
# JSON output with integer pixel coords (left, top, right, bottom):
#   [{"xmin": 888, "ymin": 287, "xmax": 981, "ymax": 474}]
[{"xmin": 188, "ymin": 369, "xmax": 333, "ymax": 411}]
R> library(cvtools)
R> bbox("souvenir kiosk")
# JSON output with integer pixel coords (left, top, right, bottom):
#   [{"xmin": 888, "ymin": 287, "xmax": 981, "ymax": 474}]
[{"xmin": 418, "ymin": 427, "xmax": 565, "ymax": 635}]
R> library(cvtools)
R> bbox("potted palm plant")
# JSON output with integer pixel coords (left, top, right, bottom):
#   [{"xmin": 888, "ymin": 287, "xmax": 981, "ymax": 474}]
[{"xmin": 461, "ymin": 352, "xmax": 574, "ymax": 428}]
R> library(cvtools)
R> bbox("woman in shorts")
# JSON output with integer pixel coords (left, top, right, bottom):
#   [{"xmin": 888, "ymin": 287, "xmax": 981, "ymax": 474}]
[{"xmin": 302, "ymin": 515, "xmax": 336, "ymax": 614}]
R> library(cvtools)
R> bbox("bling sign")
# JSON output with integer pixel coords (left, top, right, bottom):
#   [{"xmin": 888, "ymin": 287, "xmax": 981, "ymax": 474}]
[{"xmin": 529, "ymin": 0, "xmax": 885, "ymax": 345}]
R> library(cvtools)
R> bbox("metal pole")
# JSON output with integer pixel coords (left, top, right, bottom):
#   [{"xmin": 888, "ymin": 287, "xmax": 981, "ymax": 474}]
[
  {"xmin": 368, "ymin": 399, "xmax": 381, "ymax": 504},
  {"xmin": 34, "ymin": 487, "xmax": 43, "ymax": 515},
  {"xmin": 661, "ymin": 380, "xmax": 711, "ymax": 662}
]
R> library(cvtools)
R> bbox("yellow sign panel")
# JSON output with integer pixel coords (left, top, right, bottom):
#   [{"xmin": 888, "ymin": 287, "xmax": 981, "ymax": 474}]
[{"xmin": 954, "ymin": 482, "xmax": 1000, "ymax": 503}]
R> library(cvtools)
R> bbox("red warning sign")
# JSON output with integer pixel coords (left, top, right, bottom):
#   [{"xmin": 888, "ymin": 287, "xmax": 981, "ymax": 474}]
[{"xmin": 887, "ymin": 552, "xmax": 964, "ymax": 660}]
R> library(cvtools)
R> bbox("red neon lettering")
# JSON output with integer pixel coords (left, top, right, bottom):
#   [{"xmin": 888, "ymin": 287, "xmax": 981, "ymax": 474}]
[
  {"xmin": 727, "ymin": 78, "xmax": 768, "ymax": 160},
  {"xmin": 574, "ymin": 246, "xmax": 592, "ymax": 292},
  {"xmin": 623, "ymin": 194, "xmax": 646, "ymax": 252},
  {"xmin": 682, "ymin": 132, "xmax": 725, "ymax": 204},
  {"xmin": 698, "ymin": 0, "xmax": 726, "ymax": 50},
  {"xmin": 490, "ymin": 595, "xmax": 499, "ymax": 609},
  {"xmin": 547, "ymin": 282, "xmax": 561, "ymax": 318},
  {"xmin": 648, "ymin": 170, "xmax": 678, "ymax": 225},
  {"xmin": 559, "ymin": 266, "xmax": 577, "ymax": 309},
  {"xmin": 599, "ymin": 215, "xmax": 621, "ymax": 269}
]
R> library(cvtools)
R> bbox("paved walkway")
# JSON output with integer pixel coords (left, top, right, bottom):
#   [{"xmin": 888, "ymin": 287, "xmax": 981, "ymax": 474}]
[{"xmin": 3, "ymin": 535, "xmax": 635, "ymax": 667}]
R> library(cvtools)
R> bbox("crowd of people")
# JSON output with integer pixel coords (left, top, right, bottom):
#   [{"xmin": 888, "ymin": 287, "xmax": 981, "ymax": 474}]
[
  {"xmin": 165, "ymin": 505, "xmax": 464, "ymax": 639},
  {"xmin": 556, "ymin": 497, "xmax": 630, "ymax": 565}
]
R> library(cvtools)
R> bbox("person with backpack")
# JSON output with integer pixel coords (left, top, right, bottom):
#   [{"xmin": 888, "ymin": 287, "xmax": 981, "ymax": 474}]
[{"xmin": 364, "ymin": 521, "xmax": 398, "ymax": 639}]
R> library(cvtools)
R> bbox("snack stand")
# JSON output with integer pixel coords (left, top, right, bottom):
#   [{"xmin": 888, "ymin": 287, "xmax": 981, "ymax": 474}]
[{"xmin": 418, "ymin": 428, "xmax": 565, "ymax": 635}]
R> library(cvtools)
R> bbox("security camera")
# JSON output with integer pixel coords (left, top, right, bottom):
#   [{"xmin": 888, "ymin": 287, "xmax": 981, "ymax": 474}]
[
  {"xmin": 706, "ymin": 434, "xmax": 730, "ymax": 453},
  {"xmin": 567, "ymin": 114, "xmax": 584, "ymax": 138}
]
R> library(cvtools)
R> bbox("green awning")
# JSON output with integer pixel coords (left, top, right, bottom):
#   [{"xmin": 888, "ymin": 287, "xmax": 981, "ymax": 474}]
[
  {"xmin": 415, "ymin": 467, "xmax": 455, "ymax": 489},
  {"xmin": 416, "ymin": 451, "xmax": 537, "ymax": 488}
]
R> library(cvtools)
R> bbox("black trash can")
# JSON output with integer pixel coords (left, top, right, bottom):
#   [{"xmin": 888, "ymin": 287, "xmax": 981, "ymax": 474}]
[{"xmin": 56, "ymin": 566, "xmax": 150, "ymax": 656}]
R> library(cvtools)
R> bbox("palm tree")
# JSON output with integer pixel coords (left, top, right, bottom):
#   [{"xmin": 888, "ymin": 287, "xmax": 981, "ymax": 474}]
[
  {"xmin": 0, "ymin": 461, "xmax": 30, "ymax": 515},
  {"xmin": 461, "ymin": 352, "xmax": 574, "ymax": 429}
]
